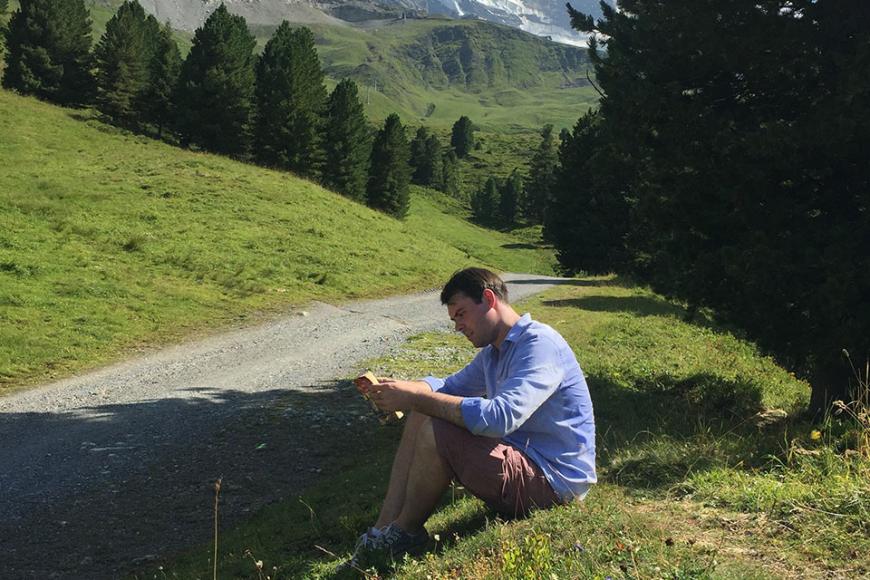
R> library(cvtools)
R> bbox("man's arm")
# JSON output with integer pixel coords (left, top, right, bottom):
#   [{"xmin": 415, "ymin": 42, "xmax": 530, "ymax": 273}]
[{"xmin": 369, "ymin": 379, "xmax": 466, "ymax": 428}]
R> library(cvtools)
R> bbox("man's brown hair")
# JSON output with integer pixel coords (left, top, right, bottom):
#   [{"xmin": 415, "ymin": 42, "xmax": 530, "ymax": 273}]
[{"xmin": 440, "ymin": 268, "xmax": 509, "ymax": 305}]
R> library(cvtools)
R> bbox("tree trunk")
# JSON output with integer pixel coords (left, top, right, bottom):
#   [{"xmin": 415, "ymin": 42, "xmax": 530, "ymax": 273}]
[{"xmin": 809, "ymin": 357, "xmax": 853, "ymax": 417}]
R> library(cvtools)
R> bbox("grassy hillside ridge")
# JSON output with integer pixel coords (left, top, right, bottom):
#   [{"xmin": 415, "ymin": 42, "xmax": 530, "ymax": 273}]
[
  {"xmin": 0, "ymin": 89, "xmax": 554, "ymax": 392},
  {"xmin": 301, "ymin": 18, "xmax": 597, "ymax": 129},
  {"xmin": 406, "ymin": 186, "xmax": 556, "ymax": 273},
  {"xmin": 152, "ymin": 279, "xmax": 866, "ymax": 578}
]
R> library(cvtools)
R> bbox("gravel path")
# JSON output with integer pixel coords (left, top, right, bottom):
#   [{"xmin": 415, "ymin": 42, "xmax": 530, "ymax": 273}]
[{"xmin": 0, "ymin": 274, "xmax": 565, "ymax": 579}]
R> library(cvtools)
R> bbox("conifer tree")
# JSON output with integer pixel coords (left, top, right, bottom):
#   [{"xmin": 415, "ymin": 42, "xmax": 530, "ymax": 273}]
[
  {"xmin": 569, "ymin": 0, "xmax": 870, "ymax": 411},
  {"xmin": 409, "ymin": 126, "xmax": 430, "ymax": 184},
  {"xmin": 544, "ymin": 110, "xmax": 628, "ymax": 274},
  {"xmin": 3, "ymin": 0, "xmax": 93, "ymax": 105},
  {"xmin": 255, "ymin": 23, "xmax": 327, "ymax": 177},
  {"xmin": 94, "ymin": 1, "xmax": 152, "ymax": 126},
  {"xmin": 425, "ymin": 134, "xmax": 443, "ymax": 189},
  {"xmin": 525, "ymin": 124, "xmax": 558, "ymax": 223},
  {"xmin": 409, "ymin": 126, "xmax": 443, "ymax": 187},
  {"xmin": 141, "ymin": 21, "xmax": 181, "ymax": 137},
  {"xmin": 0, "ymin": 0, "xmax": 8, "ymax": 67},
  {"xmin": 471, "ymin": 176, "xmax": 499, "ymax": 226},
  {"xmin": 367, "ymin": 113, "xmax": 411, "ymax": 218},
  {"xmin": 450, "ymin": 115, "xmax": 475, "ymax": 158},
  {"xmin": 323, "ymin": 78, "xmax": 370, "ymax": 201},
  {"xmin": 175, "ymin": 4, "xmax": 256, "ymax": 156},
  {"xmin": 440, "ymin": 150, "xmax": 460, "ymax": 197},
  {"xmin": 499, "ymin": 169, "xmax": 521, "ymax": 227}
]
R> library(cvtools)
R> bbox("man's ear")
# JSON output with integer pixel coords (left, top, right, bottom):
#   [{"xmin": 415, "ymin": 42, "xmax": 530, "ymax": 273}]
[{"xmin": 482, "ymin": 288, "xmax": 498, "ymax": 309}]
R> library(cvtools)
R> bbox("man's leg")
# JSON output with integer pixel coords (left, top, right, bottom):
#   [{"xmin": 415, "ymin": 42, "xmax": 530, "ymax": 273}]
[
  {"xmin": 393, "ymin": 416, "xmax": 452, "ymax": 533},
  {"xmin": 374, "ymin": 411, "xmax": 427, "ymax": 528}
]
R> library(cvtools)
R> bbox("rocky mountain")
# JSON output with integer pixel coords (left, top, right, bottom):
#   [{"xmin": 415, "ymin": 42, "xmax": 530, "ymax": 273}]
[
  {"xmin": 113, "ymin": 0, "xmax": 611, "ymax": 46},
  {"xmin": 389, "ymin": 0, "xmax": 609, "ymax": 46}
]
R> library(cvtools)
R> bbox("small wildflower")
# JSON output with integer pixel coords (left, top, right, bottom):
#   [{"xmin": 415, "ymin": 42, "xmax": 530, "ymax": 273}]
[
  {"xmin": 810, "ymin": 430, "xmax": 822, "ymax": 441},
  {"xmin": 433, "ymin": 533, "xmax": 440, "ymax": 541},
  {"xmin": 255, "ymin": 560, "xmax": 263, "ymax": 570}
]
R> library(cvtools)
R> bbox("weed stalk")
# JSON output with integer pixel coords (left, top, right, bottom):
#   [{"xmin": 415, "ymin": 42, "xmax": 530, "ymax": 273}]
[{"xmin": 214, "ymin": 476, "xmax": 222, "ymax": 580}]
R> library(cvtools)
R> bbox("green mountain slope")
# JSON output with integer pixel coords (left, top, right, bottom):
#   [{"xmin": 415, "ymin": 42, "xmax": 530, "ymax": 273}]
[
  {"xmin": 279, "ymin": 18, "xmax": 598, "ymax": 129},
  {"xmin": 0, "ymin": 89, "xmax": 554, "ymax": 391}
]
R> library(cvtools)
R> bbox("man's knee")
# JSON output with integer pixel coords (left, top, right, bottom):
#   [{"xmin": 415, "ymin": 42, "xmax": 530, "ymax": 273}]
[{"xmin": 401, "ymin": 410, "xmax": 427, "ymax": 438}]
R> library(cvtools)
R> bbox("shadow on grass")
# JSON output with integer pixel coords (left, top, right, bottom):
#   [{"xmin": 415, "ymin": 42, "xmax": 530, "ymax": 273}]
[
  {"xmin": 501, "ymin": 242, "xmax": 538, "ymax": 250},
  {"xmin": 543, "ymin": 294, "xmax": 718, "ymax": 329},
  {"xmin": 511, "ymin": 276, "xmax": 630, "ymax": 288},
  {"xmin": 544, "ymin": 295, "xmax": 685, "ymax": 318},
  {"xmin": 587, "ymin": 371, "xmax": 770, "ymax": 490}
]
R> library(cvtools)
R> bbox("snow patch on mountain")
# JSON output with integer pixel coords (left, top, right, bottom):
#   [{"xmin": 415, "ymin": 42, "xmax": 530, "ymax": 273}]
[{"xmin": 425, "ymin": 0, "xmax": 607, "ymax": 46}]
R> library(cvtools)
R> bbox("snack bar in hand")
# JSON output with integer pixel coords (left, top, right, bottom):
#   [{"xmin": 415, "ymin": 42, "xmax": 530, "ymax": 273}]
[{"xmin": 353, "ymin": 371, "xmax": 404, "ymax": 425}]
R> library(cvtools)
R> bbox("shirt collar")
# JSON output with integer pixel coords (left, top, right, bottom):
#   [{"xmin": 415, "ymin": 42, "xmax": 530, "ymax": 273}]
[{"xmin": 502, "ymin": 313, "xmax": 532, "ymax": 346}]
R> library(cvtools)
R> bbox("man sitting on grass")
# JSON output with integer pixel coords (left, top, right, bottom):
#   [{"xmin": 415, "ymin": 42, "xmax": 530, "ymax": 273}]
[{"xmin": 343, "ymin": 268, "xmax": 596, "ymax": 570}]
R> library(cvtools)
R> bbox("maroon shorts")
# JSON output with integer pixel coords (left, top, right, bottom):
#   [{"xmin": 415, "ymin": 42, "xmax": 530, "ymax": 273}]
[{"xmin": 432, "ymin": 418, "xmax": 560, "ymax": 518}]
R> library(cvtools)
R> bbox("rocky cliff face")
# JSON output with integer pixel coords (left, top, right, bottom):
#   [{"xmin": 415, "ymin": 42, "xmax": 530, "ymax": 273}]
[
  {"xmin": 418, "ymin": 0, "xmax": 607, "ymax": 46},
  {"xmin": 129, "ymin": 0, "xmax": 347, "ymax": 31}
]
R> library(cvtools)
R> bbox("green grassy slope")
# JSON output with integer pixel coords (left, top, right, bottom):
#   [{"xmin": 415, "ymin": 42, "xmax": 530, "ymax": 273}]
[
  {"xmin": 407, "ymin": 186, "xmax": 556, "ymax": 273},
  {"xmin": 0, "ymin": 90, "xmax": 554, "ymax": 392},
  {"xmin": 296, "ymin": 18, "xmax": 598, "ymax": 130}
]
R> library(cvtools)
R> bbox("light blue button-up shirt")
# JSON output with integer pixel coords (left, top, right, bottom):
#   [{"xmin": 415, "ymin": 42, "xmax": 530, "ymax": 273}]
[{"xmin": 422, "ymin": 314, "xmax": 596, "ymax": 501}]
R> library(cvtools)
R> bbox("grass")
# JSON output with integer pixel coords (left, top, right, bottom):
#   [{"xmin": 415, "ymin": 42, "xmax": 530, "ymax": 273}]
[
  {"xmin": 405, "ymin": 186, "xmax": 556, "ymax": 275},
  {"xmin": 0, "ymin": 89, "xmax": 555, "ymax": 393},
  {"xmin": 144, "ymin": 277, "xmax": 869, "ymax": 579},
  {"xmin": 289, "ymin": 18, "xmax": 599, "ymax": 131}
]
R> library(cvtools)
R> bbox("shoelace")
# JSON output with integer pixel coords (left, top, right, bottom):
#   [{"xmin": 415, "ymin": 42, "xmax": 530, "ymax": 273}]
[{"xmin": 382, "ymin": 528, "xmax": 402, "ymax": 547}]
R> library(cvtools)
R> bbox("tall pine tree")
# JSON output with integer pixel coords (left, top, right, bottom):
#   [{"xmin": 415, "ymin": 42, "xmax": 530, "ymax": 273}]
[
  {"xmin": 544, "ymin": 110, "xmax": 628, "ymax": 275},
  {"xmin": 323, "ymin": 78, "xmax": 370, "ymax": 201},
  {"xmin": 141, "ymin": 21, "xmax": 181, "ymax": 137},
  {"xmin": 409, "ymin": 126, "xmax": 431, "ymax": 184},
  {"xmin": 440, "ymin": 150, "xmax": 460, "ymax": 197},
  {"xmin": 499, "ymin": 169, "xmax": 521, "ymax": 227},
  {"xmin": 175, "ymin": 4, "xmax": 256, "ymax": 156},
  {"xmin": 525, "ymin": 124, "xmax": 558, "ymax": 224},
  {"xmin": 424, "ymin": 134, "xmax": 443, "ymax": 189},
  {"xmin": 409, "ymin": 126, "xmax": 443, "ymax": 187},
  {"xmin": 3, "ymin": 0, "xmax": 93, "ymax": 105},
  {"xmin": 450, "ymin": 115, "xmax": 474, "ymax": 158},
  {"xmin": 471, "ymin": 176, "xmax": 499, "ymax": 226},
  {"xmin": 255, "ymin": 23, "xmax": 327, "ymax": 177},
  {"xmin": 367, "ymin": 113, "xmax": 411, "ymax": 218},
  {"xmin": 94, "ymin": 1, "xmax": 152, "ymax": 126}
]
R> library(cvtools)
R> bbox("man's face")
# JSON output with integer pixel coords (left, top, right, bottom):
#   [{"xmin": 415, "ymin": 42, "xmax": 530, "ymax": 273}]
[{"xmin": 447, "ymin": 291, "xmax": 496, "ymax": 348}]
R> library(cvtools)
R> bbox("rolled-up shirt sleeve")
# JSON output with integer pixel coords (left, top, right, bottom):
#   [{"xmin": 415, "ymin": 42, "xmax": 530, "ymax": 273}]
[
  {"xmin": 421, "ymin": 350, "xmax": 487, "ymax": 398},
  {"xmin": 460, "ymin": 336, "xmax": 563, "ymax": 437}
]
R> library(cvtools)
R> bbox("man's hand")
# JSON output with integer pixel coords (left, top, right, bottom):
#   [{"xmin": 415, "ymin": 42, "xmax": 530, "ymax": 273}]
[
  {"xmin": 370, "ymin": 377, "xmax": 466, "ymax": 428},
  {"xmin": 368, "ymin": 379, "xmax": 431, "ymax": 413}
]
